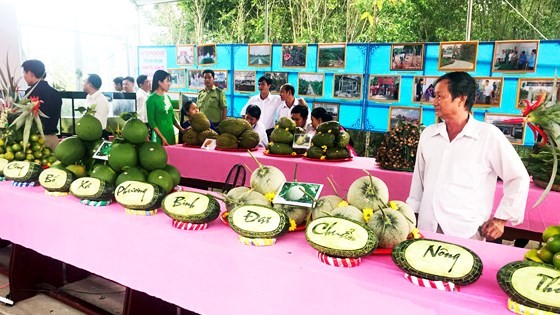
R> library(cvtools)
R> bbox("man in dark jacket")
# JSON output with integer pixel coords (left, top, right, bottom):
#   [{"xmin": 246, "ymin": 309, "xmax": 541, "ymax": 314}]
[{"xmin": 22, "ymin": 59, "xmax": 62, "ymax": 150}]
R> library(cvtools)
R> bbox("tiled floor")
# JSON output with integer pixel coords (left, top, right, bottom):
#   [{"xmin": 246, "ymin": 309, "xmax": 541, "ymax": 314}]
[{"xmin": 0, "ymin": 246, "xmax": 124, "ymax": 315}]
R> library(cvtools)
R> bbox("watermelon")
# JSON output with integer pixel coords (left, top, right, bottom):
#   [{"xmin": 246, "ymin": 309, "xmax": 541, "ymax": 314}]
[
  {"xmin": 114, "ymin": 181, "xmax": 165, "ymax": 210},
  {"xmin": 70, "ymin": 177, "xmax": 114, "ymax": 201},
  {"xmin": 39, "ymin": 168, "xmax": 75, "ymax": 192},
  {"xmin": 3, "ymin": 161, "xmax": 42, "ymax": 182}
]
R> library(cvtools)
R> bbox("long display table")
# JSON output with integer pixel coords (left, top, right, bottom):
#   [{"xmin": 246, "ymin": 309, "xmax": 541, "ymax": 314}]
[
  {"xmin": 0, "ymin": 180, "xmax": 529, "ymax": 314},
  {"xmin": 166, "ymin": 145, "xmax": 560, "ymax": 234}
]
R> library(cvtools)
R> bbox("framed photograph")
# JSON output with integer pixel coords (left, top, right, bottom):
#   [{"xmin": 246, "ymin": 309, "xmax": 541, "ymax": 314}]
[
  {"xmin": 214, "ymin": 70, "xmax": 228, "ymax": 90},
  {"xmin": 390, "ymin": 43, "xmax": 424, "ymax": 71},
  {"xmin": 272, "ymin": 181, "xmax": 324, "ymax": 208},
  {"xmin": 176, "ymin": 44, "xmax": 195, "ymax": 66},
  {"xmin": 264, "ymin": 72, "xmax": 288, "ymax": 94},
  {"xmin": 473, "ymin": 77, "xmax": 503, "ymax": 107},
  {"xmin": 297, "ymin": 73, "xmax": 324, "ymax": 97},
  {"xmin": 492, "ymin": 40, "xmax": 539, "ymax": 72},
  {"xmin": 168, "ymin": 68, "xmax": 186, "ymax": 89},
  {"xmin": 197, "ymin": 43, "xmax": 217, "ymax": 65},
  {"xmin": 333, "ymin": 74, "xmax": 362, "ymax": 99},
  {"xmin": 312, "ymin": 102, "xmax": 340, "ymax": 121},
  {"xmin": 317, "ymin": 43, "xmax": 346, "ymax": 68},
  {"xmin": 412, "ymin": 76, "xmax": 439, "ymax": 104},
  {"xmin": 516, "ymin": 78, "xmax": 559, "ymax": 108},
  {"xmin": 188, "ymin": 69, "xmax": 205, "ymax": 90},
  {"xmin": 234, "ymin": 71, "xmax": 256, "ymax": 93},
  {"xmin": 93, "ymin": 140, "xmax": 113, "ymax": 161},
  {"xmin": 438, "ymin": 41, "xmax": 478, "ymax": 71},
  {"xmin": 293, "ymin": 133, "xmax": 313, "ymax": 149},
  {"xmin": 368, "ymin": 75, "xmax": 400, "ymax": 101},
  {"xmin": 282, "ymin": 44, "xmax": 307, "ymax": 68},
  {"xmin": 484, "ymin": 113, "xmax": 525, "ymax": 145},
  {"xmin": 248, "ymin": 44, "xmax": 272, "ymax": 67},
  {"xmin": 389, "ymin": 106, "xmax": 422, "ymax": 130}
]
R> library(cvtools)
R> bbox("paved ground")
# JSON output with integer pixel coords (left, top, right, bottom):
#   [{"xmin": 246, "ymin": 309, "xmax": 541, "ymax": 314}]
[{"xmin": 0, "ymin": 246, "xmax": 124, "ymax": 315}]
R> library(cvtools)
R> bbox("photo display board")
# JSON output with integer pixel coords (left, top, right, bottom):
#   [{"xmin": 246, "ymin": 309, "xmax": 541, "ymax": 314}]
[{"xmin": 138, "ymin": 40, "xmax": 560, "ymax": 146}]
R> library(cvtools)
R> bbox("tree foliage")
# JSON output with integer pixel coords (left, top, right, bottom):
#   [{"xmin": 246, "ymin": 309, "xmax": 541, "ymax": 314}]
[{"xmin": 145, "ymin": 0, "xmax": 560, "ymax": 44}]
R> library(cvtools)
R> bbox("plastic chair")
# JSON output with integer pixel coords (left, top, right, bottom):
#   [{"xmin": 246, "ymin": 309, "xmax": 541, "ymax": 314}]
[{"xmin": 222, "ymin": 164, "xmax": 246, "ymax": 192}]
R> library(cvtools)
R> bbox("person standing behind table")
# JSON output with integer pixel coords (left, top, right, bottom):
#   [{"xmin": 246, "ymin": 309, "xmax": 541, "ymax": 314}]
[
  {"xmin": 527, "ymin": 49, "xmax": 537, "ymax": 71},
  {"xmin": 276, "ymin": 83, "xmax": 304, "ymax": 121},
  {"xmin": 244, "ymin": 105, "xmax": 268, "ymax": 148},
  {"xmin": 136, "ymin": 75, "xmax": 151, "ymax": 124},
  {"xmin": 123, "ymin": 76, "xmax": 135, "ymax": 93},
  {"xmin": 240, "ymin": 76, "xmax": 282, "ymax": 135},
  {"xmin": 146, "ymin": 70, "xmax": 185, "ymax": 146},
  {"xmin": 22, "ymin": 59, "xmax": 62, "ymax": 150},
  {"xmin": 291, "ymin": 105, "xmax": 313, "ymax": 134},
  {"xmin": 198, "ymin": 69, "xmax": 227, "ymax": 125},
  {"xmin": 83, "ymin": 74, "xmax": 110, "ymax": 139},
  {"xmin": 180, "ymin": 100, "xmax": 217, "ymax": 132},
  {"xmin": 406, "ymin": 71, "xmax": 530, "ymax": 241},
  {"xmin": 112, "ymin": 77, "xmax": 124, "ymax": 99}
]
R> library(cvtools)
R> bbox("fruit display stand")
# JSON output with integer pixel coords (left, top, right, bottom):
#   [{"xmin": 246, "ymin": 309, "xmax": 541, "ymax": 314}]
[
  {"xmin": 165, "ymin": 145, "xmax": 560, "ymax": 236},
  {"xmin": 0, "ymin": 180, "xmax": 536, "ymax": 315}
]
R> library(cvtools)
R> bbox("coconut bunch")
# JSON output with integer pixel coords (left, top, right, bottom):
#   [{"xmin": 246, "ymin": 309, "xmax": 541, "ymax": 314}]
[
  {"xmin": 214, "ymin": 117, "xmax": 259, "ymax": 150},
  {"xmin": 266, "ymin": 117, "xmax": 303, "ymax": 156},
  {"xmin": 305, "ymin": 121, "xmax": 351, "ymax": 160},
  {"xmin": 375, "ymin": 121, "xmax": 422, "ymax": 172},
  {"xmin": 182, "ymin": 112, "xmax": 218, "ymax": 146}
]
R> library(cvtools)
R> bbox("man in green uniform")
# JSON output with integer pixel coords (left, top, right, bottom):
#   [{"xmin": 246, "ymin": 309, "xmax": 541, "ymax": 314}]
[{"xmin": 198, "ymin": 69, "xmax": 227, "ymax": 125}]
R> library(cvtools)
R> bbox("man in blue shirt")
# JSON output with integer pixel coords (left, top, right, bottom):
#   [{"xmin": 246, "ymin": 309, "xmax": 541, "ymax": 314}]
[{"xmin": 527, "ymin": 49, "xmax": 537, "ymax": 71}]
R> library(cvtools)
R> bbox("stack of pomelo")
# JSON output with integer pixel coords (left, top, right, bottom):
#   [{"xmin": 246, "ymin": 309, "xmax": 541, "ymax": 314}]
[
  {"xmin": 52, "ymin": 111, "xmax": 181, "ymax": 196},
  {"xmin": 525, "ymin": 225, "xmax": 560, "ymax": 269}
]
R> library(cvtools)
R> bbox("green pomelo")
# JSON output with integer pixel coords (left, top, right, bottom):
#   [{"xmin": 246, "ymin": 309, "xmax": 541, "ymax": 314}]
[
  {"xmin": 108, "ymin": 143, "xmax": 138, "ymax": 172},
  {"xmin": 147, "ymin": 169, "xmax": 174, "ymax": 193},
  {"xmin": 122, "ymin": 118, "xmax": 149, "ymax": 144},
  {"xmin": 138, "ymin": 142, "xmax": 168, "ymax": 171},
  {"xmin": 65, "ymin": 164, "xmax": 88, "ymax": 178},
  {"xmin": 115, "ymin": 167, "xmax": 147, "ymax": 187},
  {"xmin": 90, "ymin": 164, "xmax": 118, "ymax": 186},
  {"xmin": 75, "ymin": 114, "xmax": 103, "ymax": 141},
  {"xmin": 54, "ymin": 136, "xmax": 86, "ymax": 165},
  {"xmin": 163, "ymin": 164, "xmax": 181, "ymax": 186}
]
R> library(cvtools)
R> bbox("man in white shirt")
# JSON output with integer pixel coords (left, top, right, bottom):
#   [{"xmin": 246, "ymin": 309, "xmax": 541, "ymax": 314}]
[
  {"xmin": 407, "ymin": 71, "xmax": 529, "ymax": 241},
  {"xmin": 123, "ymin": 76, "xmax": 136, "ymax": 93},
  {"xmin": 244, "ymin": 105, "xmax": 268, "ymax": 148},
  {"xmin": 240, "ymin": 76, "xmax": 282, "ymax": 131},
  {"xmin": 276, "ymin": 83, "xmax": 302, "ymax": 121},
  {"xmin": 135, "ymin": 75, "xmax": 151, "ymax": 123},
  {"xmin": 83, "ymin": 74, "xmax": 110, "ymax": 137}
]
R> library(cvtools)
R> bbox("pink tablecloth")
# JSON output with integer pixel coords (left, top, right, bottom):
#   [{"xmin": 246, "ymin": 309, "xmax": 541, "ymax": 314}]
[
  {"xmin": 0, "ymin": 180, "xmax": 527, "ymax": 314},
  {"xmin": 166, "ymin": 145, "xmax": 560, "ymax": 233}
]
